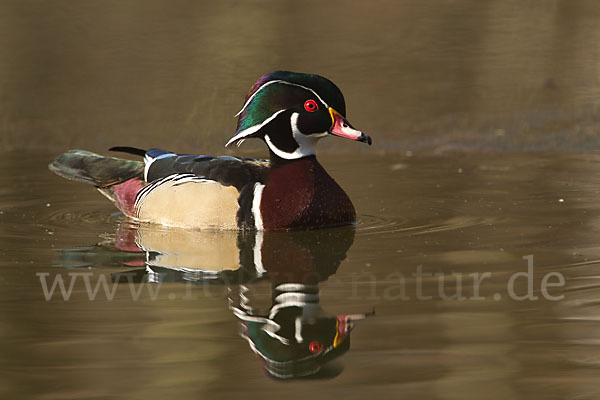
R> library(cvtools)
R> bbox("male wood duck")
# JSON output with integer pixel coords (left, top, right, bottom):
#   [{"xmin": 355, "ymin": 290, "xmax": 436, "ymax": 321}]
[{"xmin": 49, "ymin": 71, "xmax": 372, "ymax": 231}]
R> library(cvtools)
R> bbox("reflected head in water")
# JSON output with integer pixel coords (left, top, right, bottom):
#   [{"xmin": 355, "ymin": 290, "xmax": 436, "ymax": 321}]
[
  {"xmin": 231, "ymin": 228, "xmax": 371, "ymax": 380},
  {"xmin": 56, "ymin": 223, "xmax": 372, "ymax": 380},
  {"xmin": 234, "ymin": 282, "xmax": 351, "ymax": 380},
  {"xmin": 232, "ymin": 280, "xmax": 372, "ymax": 380}
]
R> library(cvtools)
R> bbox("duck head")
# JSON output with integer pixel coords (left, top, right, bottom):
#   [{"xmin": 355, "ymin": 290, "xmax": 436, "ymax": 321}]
[{"xmin": 226, "ymin": 71, "xmax": 371, "ymax": 160}]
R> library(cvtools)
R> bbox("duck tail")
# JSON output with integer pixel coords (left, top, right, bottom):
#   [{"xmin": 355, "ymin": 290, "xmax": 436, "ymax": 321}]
[
  {"xmin": 49, "ymin": 149, "xmax": 144, "ymax": 187},
  {"xmin": 49, "ymin": 150, "xmax": 146, "ymax": 217}
]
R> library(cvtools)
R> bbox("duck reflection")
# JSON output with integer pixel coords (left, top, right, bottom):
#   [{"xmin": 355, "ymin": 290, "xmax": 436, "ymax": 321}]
[
  {"xmin": 229, "ymin": 229, "xmax": 372, "ymax": 380},
  {"xmin": 57, "ymin": 224, "xmax": 370, "ymax": 380}
]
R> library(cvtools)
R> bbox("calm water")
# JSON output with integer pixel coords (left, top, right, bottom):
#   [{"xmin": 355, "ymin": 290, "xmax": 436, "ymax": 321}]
[
  {"xmin": 3, "ymin": 0, "xmax": 600, "ymax": 398},
  {"xmin": 2, "ymin": 151, "xmax": 600, "ymax": 398}
]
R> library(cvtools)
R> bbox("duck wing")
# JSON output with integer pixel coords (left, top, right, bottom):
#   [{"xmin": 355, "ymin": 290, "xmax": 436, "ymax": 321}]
[{"xmin": 110, "ymin": 147, "xmax": 270, "ymax": 190}]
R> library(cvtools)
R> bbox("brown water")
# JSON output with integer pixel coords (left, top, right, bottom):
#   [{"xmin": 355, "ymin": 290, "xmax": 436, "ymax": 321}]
[
  {"xmin": 2, "ymin": 151, "xmax": 600, "ymax": 398},
  {"xmin": 3, "ymin": 0, "xmax": 600, "ymax": 398}
]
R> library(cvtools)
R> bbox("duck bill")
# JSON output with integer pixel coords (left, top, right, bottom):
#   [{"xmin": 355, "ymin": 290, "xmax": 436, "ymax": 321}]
[
  {"xmin": 333, "ymin": 311, "xmax": 374, "ymax": 347},
  {"xmin": 333, "ymin": 316, "xmax": 349, "ymax": 348},
  {"xmin": 328, "ymin": 108, "xmax": 372, "ymax": 145}
]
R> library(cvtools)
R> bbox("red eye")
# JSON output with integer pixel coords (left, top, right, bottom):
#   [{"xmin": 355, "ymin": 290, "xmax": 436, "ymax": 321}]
[
  {"xmin": 304, "ymin": 99, "xmax": 319, "ymax": 112},
  {"xmin": 308, "ymin": 341, "xmax": 323, "ymax": 353}
]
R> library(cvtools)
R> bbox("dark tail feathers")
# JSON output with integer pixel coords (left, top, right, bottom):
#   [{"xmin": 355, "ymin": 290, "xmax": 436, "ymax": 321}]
[
  {"xmin": 109, "ymin": 146, "xmax": 148, "ymax": 157},
  {"xmin": 49, "ymin": 150, "xmax": 144, "ymax": 187}
]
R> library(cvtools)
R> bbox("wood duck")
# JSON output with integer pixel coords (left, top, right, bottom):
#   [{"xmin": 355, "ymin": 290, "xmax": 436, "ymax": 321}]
[{"xmin": 49, "ymin": 71, "xmax": 372, "ymax": 231}]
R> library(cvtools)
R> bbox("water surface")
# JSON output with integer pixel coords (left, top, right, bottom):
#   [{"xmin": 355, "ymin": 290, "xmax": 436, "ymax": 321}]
[
  {"xmin": 1, "ymin": 151, "xmax": 600, "ymax": 399},
  {"xmin": 3, "ymin": 0, "xmax": 600, "ymax": 398}
]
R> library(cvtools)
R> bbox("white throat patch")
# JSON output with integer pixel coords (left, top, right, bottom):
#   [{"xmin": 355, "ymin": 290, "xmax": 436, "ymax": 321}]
[{"xmin": 264, "ymin": 112, "xmax": 325, "ymax": 160}]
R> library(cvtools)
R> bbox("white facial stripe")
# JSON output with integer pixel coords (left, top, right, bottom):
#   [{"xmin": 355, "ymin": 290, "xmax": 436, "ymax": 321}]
[
  {"xmin": 234, "ymin": 79, "xmax": 329, "ymax": 117},
  {"xmin": 264, "ymin": 112, "xmax": 325, "ymax": 160},
  {"xmin": 225, "ymin": 109, "xmax": 286, "ymax": 147}
]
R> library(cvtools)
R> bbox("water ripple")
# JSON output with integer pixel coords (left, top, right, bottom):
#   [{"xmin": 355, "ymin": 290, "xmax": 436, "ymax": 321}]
[{"xmin": 356, "ymin": 213, "xmax": 496, "ymax": 238}]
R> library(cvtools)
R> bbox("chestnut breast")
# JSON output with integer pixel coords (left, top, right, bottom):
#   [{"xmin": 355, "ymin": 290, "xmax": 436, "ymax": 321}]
[{"xmin": 260, "ymin": 157, "xmax": 356, "ymax": 230}]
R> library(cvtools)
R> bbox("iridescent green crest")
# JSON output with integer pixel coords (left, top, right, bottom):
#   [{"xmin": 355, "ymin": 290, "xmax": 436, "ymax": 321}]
[{"xmin": 235, "ymin": 71, "xmax": 347, "ymax": 135}]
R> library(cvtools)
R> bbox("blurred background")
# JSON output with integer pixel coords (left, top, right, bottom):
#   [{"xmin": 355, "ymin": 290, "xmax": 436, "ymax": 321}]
[{"xmin": 2, "ymin": 0, "xmax": 600, "ymax": 155}]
